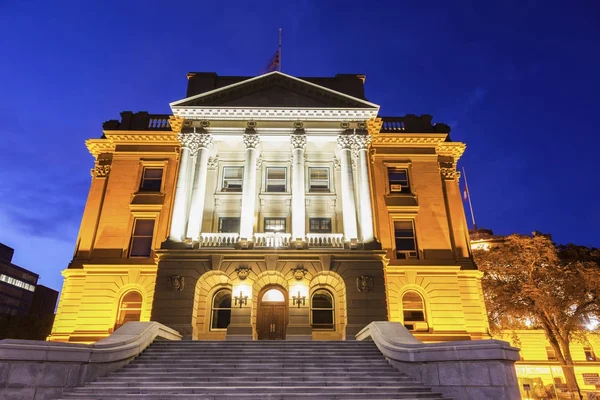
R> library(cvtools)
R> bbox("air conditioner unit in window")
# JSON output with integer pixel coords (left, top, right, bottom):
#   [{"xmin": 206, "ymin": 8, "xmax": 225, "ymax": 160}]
[
  {"xmin": 390, "ymin": 184, "xmax": 403, "ymax": 192},
  {"xmin": 412, "ymin": 321, "xmax": 429, "ymax": 332}
]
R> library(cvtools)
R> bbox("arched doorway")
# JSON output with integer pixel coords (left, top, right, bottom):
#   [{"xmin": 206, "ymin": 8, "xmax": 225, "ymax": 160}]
[{"xmin": 257, "ymin": 285, "xmax": 288, "ymax": 340}]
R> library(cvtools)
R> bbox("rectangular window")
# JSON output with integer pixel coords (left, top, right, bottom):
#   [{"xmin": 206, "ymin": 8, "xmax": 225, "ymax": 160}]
[
  {"xmin": 129, "ymin": 219, "xmax": 155, "ymax": 257},
  {"xmin": 264, "ymin": 218, "xmax": 286, "ymax": 233},
  {"xmin": 218, "ymin": 217, "xmax": 240, "ymax": 233},
  {"xmin": 546, "ymin": 347, "xmax": 557, "ymax": 361},
  {"xmin": 222, "ymin": 167, "xmax": 243, "ymax": 192},
  {"xmin": 309, "ymin": 167, "xmax": 330, "ymax": 192},
  {"xmin": 394, "ymin": 220, "xmax": 418, "ymax": 259},
  {"xmin": 584, "ymin": 347, "xmax": 596, "ymax": 361},
  {"xmin": 388, "ymin": 168, "xmax": 410, "ymax": 194},
  {"xmin": 139, "ymin": 167, "xmax": 163, "ymax": 192},
  {"xmin": 266, "ymin": 167, "xmax": 287, "ymax": 192},
  {"xmin": 309, "ymin": 218, "xmax": 332, "ymax": 233}
]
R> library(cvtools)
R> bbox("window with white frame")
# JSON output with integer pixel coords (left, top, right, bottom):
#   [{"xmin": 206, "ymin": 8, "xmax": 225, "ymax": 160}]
[
  {"xmin": 222, "ymin": 167, "xmax": 243, "ymax": 192},
  {"xmin": 114, "ymin": 291, "xmax": 142, "ymax": 330},
  {"xmin": 265, "ymin": 167, "xmax": 287, "ymax": 192},
  {"xmin": 211, "ymin": 289, "xmax": 232, "ymax": 330},
  {"xmin": 264, "ymin": 218, "xmax": 286, "ymax": 232},
  {"xmin": 308, "ymin": 167, "xmax": 330, "ymax": 192},
  {"xmin": 394, "ymin": 220, "xmax": 418, "ymax": 259}
]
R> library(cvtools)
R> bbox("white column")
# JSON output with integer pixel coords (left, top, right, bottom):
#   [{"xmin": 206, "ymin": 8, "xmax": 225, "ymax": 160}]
[
  {"xmin": 240, "ymin": 130, "xmax": 260, "ymax": 240},
  {"xmin": 354, "ymin": 133, "xmax": 375, "ymax": 242},
  {"xmin": 337, "ymin": 133, "xmax": 358, "ymax": 241},
  {"xmin": 291, "ymin": 131, "xmax": 307, "ymax": 241},
  {"xmin": 169, "ymin": 131, "xmax": 201, "ymax": 242},
  {"xmin": 185, "ymin": 131, "xmax": 213, "ymax": 241}
]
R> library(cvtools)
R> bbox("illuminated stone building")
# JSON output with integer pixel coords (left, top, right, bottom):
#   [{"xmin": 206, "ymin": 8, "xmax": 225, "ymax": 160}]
[{"xmin": 49, "ymin": 71, "xmax": 489, "ymax": 343}]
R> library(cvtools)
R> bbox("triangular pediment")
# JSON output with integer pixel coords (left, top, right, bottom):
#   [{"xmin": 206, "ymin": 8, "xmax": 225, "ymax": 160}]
[{"xmin": 171, "ymin": 72, "xmax": 378, "ymax": 110}]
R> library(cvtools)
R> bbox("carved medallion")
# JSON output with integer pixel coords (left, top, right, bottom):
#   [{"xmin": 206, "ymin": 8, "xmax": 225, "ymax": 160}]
[
  {"xmin": 247, "ymin": 121, "xmax": 257, "ymax": 129},
  {"xmin": 169, "ymin": 275, "xmax": 185, "ymax": 291},
  {"xmin": 200, "ymin": 119, "xmax": 210, "ymax": 128},
  {"xmin": 340, "ymin": 121, "xmax": 350, "ymax": 129},
  {"xmin": 357, "ymin": 275, "xmax": 374, "ymax": 292},
  {"xmin": 293, "ymin": 121, "xmax": 304, "ymax": 129},
  {"xmin": 293, "ymin": 266, "xmax": 307, "ymax": 281},
  {"xmin": 236, "ymin": 266, "xmax": 251, "ymax": 280}
]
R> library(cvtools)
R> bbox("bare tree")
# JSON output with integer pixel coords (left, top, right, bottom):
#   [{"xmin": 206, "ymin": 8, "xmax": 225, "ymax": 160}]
[{"xmin": 473, "ymin": 232, "xmax": 600, "ymax": 399}]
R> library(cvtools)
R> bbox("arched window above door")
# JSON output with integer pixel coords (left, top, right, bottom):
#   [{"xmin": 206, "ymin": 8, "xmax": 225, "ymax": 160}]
[
  {"xmin": 311, "ymin": 289, "xmax": 334, "ymax": 330},
  {"xmin": 262, "ymin": 288, "xmax": 285, "ymax": 302},
  {"xmin": 115, "ymin": 291, "xmax": 142, "ymax": 330},
  {"xmin": 211, "ymin": 289, "xmax": 232, "ymax": 330}
]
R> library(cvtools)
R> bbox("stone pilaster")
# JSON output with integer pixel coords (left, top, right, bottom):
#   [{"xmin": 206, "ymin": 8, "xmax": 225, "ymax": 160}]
[
  {"xmin": 240, "ymin": 129, "xmax": 260, "ymax": 241},
  {"xmin": 185, "ymin": 131, "xmax": 213, "ymax": 242},
  {"xmin": 291, "ymin": 130, "xmax": 307, "ymax": 242},
  {"xmin": 337, "ymin": 132, "xmax": 359, "ymax": 242}
]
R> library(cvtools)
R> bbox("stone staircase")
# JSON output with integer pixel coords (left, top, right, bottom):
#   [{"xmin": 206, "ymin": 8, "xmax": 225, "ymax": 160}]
[{"xmin": 60, "ymin": 341, "xmax": 450, "ymax": 400}]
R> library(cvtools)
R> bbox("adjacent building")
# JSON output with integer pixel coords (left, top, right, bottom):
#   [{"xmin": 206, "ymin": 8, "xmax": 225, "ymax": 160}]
[{"xmin": 49, "ymin": 71, "xmax": 489, "ymax": 343}]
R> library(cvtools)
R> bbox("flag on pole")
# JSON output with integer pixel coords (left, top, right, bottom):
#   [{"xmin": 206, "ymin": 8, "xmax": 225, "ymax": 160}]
[
  {"xmin": 463, "ymin": 189, "xmax": 468, "ymax": 201},
  {"xmin": 266, "ymin": 49, "xmax": 280, "ymax": 72}
]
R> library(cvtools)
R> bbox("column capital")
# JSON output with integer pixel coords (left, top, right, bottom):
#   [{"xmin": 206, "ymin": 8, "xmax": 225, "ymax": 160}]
[
  {"xmin": 290, "ymin": 130, "xmax": 307, "ymax": 149},
  {"xmin": 337, "ymin": 133, "xmax": 354, "ymax": 149},
  {"xmin": 178, "ymin": 131, "xmax": 213, "ymax": 154},
  {"xmin": 243, "ymin": 132, "xmax": 260, "ymax": 149},
  {"xmin": 352, "ymin": 132, "xmax": 371, "ymax": 150}
]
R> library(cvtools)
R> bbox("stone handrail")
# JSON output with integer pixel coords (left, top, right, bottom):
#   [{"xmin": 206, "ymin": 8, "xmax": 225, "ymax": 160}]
[
  {"xmin": 147, "ymin": 115, "xmax": 171, "ymax": 130},
  {"xmin": 254, "ymin": 232, "xmax": 291, "ymax": 248},
  {"xmin": 356, "ymin": 322, "xmax": 521, "ymax": 399},
  {"xmin": 0, "ymin": 321, "xmax": 181, "ymax": 400},
  {"xmin": 306, "ymin": 233, "xmax": 344, "ymax": 248},
  {"xmin": 200, "ymin": 232, "xmax": 239, "ymax": 247}
]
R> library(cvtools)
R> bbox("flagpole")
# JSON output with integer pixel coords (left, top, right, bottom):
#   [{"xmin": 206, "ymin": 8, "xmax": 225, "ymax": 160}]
[
  {"xmin": 462, "ymin": 167, "xmax": 477, "ymax": 230},
  {"xmin": 278, "ymin": 28, "xmax": 282, "ymax": 72}
]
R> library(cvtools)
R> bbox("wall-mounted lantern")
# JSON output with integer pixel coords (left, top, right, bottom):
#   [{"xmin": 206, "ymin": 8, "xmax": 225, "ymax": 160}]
[
  {"xmin": 292, "ymin": 291, "xmax": 306, "ymax": 308},
  {"xmin": 234, "ymin": 291, "xmax": 248, "ymax": 308}
]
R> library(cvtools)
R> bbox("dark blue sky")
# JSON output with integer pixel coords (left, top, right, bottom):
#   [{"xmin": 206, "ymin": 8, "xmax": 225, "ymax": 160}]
[{"xmin": 1, "ymin": 0, "xmax": 598, "ymax": 291}]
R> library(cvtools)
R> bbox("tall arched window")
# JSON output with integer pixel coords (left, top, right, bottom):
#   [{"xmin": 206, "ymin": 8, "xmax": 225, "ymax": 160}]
[
  {"xmin": 311, "ymin": 289, "xmax": 334, "ymax": 330},
  {"xmin": 211, "ymin": 289, "xmax": 232, "ymax": 330},
  {"xmin": 402, "ymin": 291, "xmax": 426, "ymax": 330},
  {"xmin": 115, "ymin": 291, "xmax": 143, "ymax": 330}
]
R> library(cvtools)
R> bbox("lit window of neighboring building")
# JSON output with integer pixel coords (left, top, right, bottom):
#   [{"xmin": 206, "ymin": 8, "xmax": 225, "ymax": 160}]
[
  {"xmin": 394, "ymin": 220, "xmax": 418, "ymax": 259},
  {"xmin": 264, "ymin": 218, "xmax": 286, "ymax": 232},
  {"xmin": 311, "ymin": 289, "xmax": 334, "ymax": 330},
  {"xmin": 0, "ymin": 274, "xmax": 35, "ymax": 292},
  {"xmin": 309, "ymin": 218, "xmax": 332, "ymax": 233},
  {"xmin": 308, "ymin": 167, "xmax": 329, "ymax": 192},
  {"xmin": 139, "ymin": 167, "xmax": 163, "ymax": 192},
  {"xmin": 222, "ymin": 167, "xmax": 243, "ymax": 192},
  {"xmin": 546, "ymin": 347, "xmax": 558, "ymax": 361},
  {"xmin": 211, "ymin": 289, "xmax": 232, "ymax": 330},
  {"xmin": 114, "ymin": 291, "xmax": 142, "ymax": 330},
  {"xmin": 402, "ymin": 291, "xmax": 426, "ymax": 330},
  {"xmin": 265, "ymin": 167, "xmax": 287, "ymax": 192},
  {"xmin": 388, "ymin": 168, "xmax": 410, "ymax": 194},
  {"xmin": 584, "ymin": 347, "xmax": 596, "ymax": 361},
  {"xmin": 218, "ymin": 217, "xmax": 240, "ymax": 233},
  {"xmin": 129, "ymin": 219, "xmax": 155, "ymax": 257}
]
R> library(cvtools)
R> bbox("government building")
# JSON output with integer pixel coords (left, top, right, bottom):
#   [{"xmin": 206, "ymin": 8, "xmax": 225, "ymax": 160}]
[{"xmin": 49, "ymin": 71, "xmax": 489, "ymax": 343}]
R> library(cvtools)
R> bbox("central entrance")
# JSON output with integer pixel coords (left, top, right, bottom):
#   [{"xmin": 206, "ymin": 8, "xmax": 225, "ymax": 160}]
[{"xmin": 257, "ymin": 286, "xmax": 288, "ymax": 340}]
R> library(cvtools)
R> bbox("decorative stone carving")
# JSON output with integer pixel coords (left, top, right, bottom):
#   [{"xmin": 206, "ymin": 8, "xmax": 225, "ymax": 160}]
[
  {"xmin": 292, "ymin": 266, "xmax": 307, "ymax": 281},
  {"xmin": 357, "ymin": 121, "xmax": 367, "ymax": 129},
  {"xmin": 333, "ymin": 157, "xmax": 341, "ymax": 170},
  {"xmin": 200, "ymin": 119, "xmax": 210, "ymax": 128},
  {"xmin": 247, "ymin": 121, "xmax": 257, "ymax": 129},
  {"xmin": 293, "ymin": 121, "xmax": 304, "ymax": 129},
  {"xmin": 169, "ymin": 115, "xmax": 184, "ymax": 133},
  {"xmin": 92, "ymin": 159, "xmax": 112, "ymax": 178},
  {"xmin": 178, "ymin": 132, "xmax": 200, "ymax": 154},
  {"xmin": 337, "ymin": 134, "xmax": 354, "ymax": 149},
  {"xmin": 169, "ymin": 275, "xmax": 185, "ymax": 291},
  {"xmin": 290, "ymin": 133, "xmax": 307, "ymax": 149},
  {"xmin": 352, "ymin": 133, "xmax": 371, "ymax": 150},
  {"xmin": 183, "ymin": 120, "xmax": 193, "ymax": 128},
  {"xmin": 439, "ymin": 167, "xmax": 461, "ymax": 181},
  {"xmin": 196, "ymin": 133, "xmax": 213, "ymax": 149},
  {"xmin": 357, "ymin": 275, "xmax": 374, "ymax": 292},
  {"xmin": 243, "ymin": 133, "xmax": 260, "ymax": 149},
  {"xmin": 208, "ymin": 156, "xmax": 219, "ymax": 170},
  {"xmin": 340, "ymin": 121, "xmax": 350, "ymax": 129},
  {"xmin": 256, "ymin": 156, "xmax": 263, "ymax": 169},
  {"xmin": 236, "ymin": 266, "xmax": 251, "ymax": 280}
]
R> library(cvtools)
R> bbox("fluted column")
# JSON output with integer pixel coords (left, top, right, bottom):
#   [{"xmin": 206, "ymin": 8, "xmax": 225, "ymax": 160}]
[
  {"xmin": 337, "ymin": 133, "xmax": 358, "ymax": 241},
  {"xmin": 353, "ymin": 132, "xmax": 375, "ymax": 242},
  {"xmin": 185, "ymin": 131, "xmax": 213, "ymax": 241},
  {"xmin": 291, "ymin": 130, "xmax": 307, "ymax": 241},
  {"xmin": 169, "ymin": 131, "xmax": 201, "ymax": 242},
  {"xmin": 240, "ymin": 130, "xmax": 260, "ymax": 240}
]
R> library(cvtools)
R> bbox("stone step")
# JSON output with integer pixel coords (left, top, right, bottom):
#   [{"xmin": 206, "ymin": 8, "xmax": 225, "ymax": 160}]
[
  {"xmin": 61, "ymin": 393, "xmax": 447, "ymax": 400},
  {"xmin": 107, "ymin": 371, "xmax": 406, "ymax": 378},
  {"xmin": 87, "ymin": 381, "xmax": 426, "ymax": 387}
]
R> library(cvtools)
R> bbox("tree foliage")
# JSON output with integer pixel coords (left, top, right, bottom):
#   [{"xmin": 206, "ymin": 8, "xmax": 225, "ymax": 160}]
[{"xmin": 473, "ymin": 233, "xmax": 600, "ymax": 398}]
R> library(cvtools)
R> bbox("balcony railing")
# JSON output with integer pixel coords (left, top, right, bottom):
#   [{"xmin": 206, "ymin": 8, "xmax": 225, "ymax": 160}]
[
  {"xmin": 306, "ymin": 233, "xmax": 344, "ymax": 248},
  {"xmin": 200, "ymin": 233, "xmax": 239, "ymax": 247},
  {"xmin": 254, "ymin": 233, "xmax": 292, "ymax": 248}
]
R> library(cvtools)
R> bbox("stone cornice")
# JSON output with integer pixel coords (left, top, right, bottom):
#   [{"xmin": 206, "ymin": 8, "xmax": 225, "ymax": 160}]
[
  {"xmin": 172, "ymin": 108, "xmax": 378, "ymax": 122},
  {"xmin": 436, "ymin": 142, "xmax": 467, "ymax": 163},
  {"xmin": 87, "ymin": 131, "xmax": 179, "ymax": 157},
  {"xmin": 86, "ymin": 139, "xmax": 116, "ymax": 158},
  {"xmin": 371, "ymin": 134, "xmax": 448, "ymax": 146}
]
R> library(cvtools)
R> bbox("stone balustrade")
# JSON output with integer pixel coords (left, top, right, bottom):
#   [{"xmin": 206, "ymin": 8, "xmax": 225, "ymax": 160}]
[
  {"xmin": 200, "ymin": 232, "xmax": 239, "ymax": 247},
  {"xmin": 306, "ymin": 233, "xmax": 344, "ymax": 248},
  {"xmin": 356, "ymin": 322, "xmax": 521, "ymax": 400},
  {"xmin": 254, "ymin": 233, "xmax": 291, "ymax": 248}
]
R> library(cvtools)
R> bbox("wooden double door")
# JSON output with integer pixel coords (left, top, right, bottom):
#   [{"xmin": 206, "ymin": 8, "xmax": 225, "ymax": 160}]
[{"xmin": 257, "ymin": 286, "xmax": 288, "ymax": 340}]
